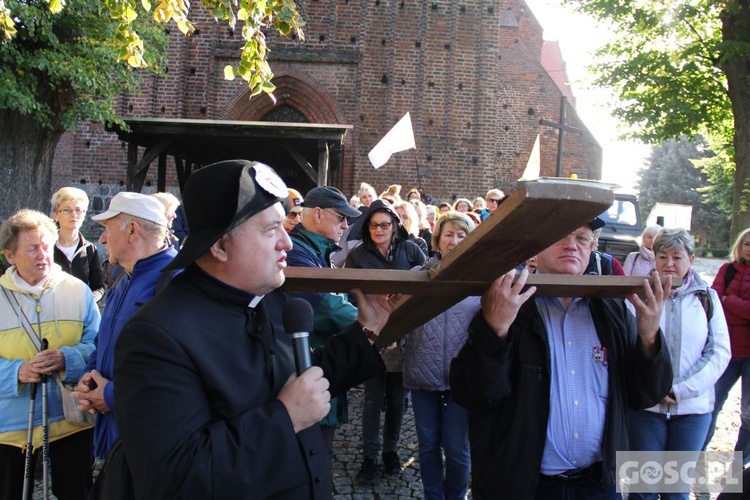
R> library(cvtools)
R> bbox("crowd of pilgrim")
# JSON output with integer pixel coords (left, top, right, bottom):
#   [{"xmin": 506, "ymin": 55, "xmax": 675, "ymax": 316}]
[{"xmin": 1, "ymin": 172, "xmax": 749, "ymax": 499}]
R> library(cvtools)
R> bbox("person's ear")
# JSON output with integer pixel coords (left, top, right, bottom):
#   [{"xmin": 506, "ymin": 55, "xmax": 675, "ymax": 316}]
[
  {"xmin": 3, "ymin": 249, "xmax": 14, "ymax": 266},
  {"xmin": 207, "ymin": 235, "xmax": 230, "ymax": 262},
  {"xmin": 127, "ymin": 221, "xmax": 138, "ymax": 240}
]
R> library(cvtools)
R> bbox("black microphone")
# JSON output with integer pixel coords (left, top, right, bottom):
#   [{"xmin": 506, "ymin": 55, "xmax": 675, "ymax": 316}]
[{"xmin": 283, "ymin": 298, "xmax": 314, "ymax": 375}]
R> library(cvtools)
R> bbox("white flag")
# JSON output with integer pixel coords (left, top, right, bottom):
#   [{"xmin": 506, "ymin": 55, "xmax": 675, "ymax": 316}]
[
  {"xmin": 368, "ymin": 113, "xmax": 416, "ymax": 169},
  {"xmin": 519, "ymin": 134, "xmax": 541, "ymax": 181}
]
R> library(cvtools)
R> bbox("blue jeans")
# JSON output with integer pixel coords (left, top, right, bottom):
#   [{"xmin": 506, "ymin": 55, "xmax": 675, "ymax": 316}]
[
  {"xmin": 703, "ymin": 357, "xmax": 750, "ymax": 465},
  {"xmin": 411, "ymin": 389, "xmax": 470, "ymax": 500},
  {"xmin": 362, "ymin": 371, "xmax": 405, "ymax": 460},
  {"xmin": 628, "ymin": 410, "xmax": 712, "ymax": 500}
]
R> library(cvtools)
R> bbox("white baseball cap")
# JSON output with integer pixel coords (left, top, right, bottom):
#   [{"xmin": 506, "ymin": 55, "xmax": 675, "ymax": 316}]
[{"xmin": 92, "ymin": 192, "xmax": 168, "ymax": 227}]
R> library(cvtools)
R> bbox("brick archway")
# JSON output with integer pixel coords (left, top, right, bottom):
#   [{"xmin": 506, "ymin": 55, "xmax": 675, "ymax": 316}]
[{"xmin": 225, "ymin": 72, "xmax": 344, "ymax": 125}]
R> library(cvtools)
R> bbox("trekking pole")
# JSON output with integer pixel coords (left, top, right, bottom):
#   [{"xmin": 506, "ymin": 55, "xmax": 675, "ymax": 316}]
[
  {"xmin": 41, "ymin": 338, "xmax": 50, "ymax": 499},
  {"xmin": 21, "ymin": 379, "xmax": 38, "ymax": 500}
]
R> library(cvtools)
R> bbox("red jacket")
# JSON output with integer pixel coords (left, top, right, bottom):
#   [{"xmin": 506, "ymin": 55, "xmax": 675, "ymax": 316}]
[{"xmin": 712, "ymin": 261, "xmax": 750, "ymax": 357}]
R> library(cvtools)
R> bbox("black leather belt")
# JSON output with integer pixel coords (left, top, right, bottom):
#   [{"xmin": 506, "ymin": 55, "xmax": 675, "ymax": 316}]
[{"xmin": 542, "ymin": 462, "xmax": 602, "ymax": 482}]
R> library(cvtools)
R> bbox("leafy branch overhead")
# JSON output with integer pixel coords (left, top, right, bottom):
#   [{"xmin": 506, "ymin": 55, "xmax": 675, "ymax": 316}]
[{"xmin": 0, "ymin": 0, "xmax": 305, "ymax": 97}]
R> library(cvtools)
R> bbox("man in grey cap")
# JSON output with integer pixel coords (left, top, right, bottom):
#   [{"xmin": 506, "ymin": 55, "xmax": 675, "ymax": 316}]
[
  {"xmin": 109, "ymin": 160, "xmax": 396, "ymax": 498},
  {"xmin": 285, "ymin": 186, "xmax": 363, "ymax": 456},
  {"xmin": 73, "ymin": 191, "xmax": 177, "ymax": 465}
]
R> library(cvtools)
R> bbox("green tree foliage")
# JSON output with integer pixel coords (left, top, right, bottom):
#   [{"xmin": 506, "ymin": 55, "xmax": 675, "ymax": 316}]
[
  {"xmin": 0, "ymin": 0, "xmax": 304, "ymax": 217},
  {"xmin": 1, "ymin": 0, "xmax": 305, "ymax": 98},
  {"xmin": 0, "ymin": 0, "xmax": 167, "ymax": 131},
  {"xmin": 572, "ymin": 0, "xmax": 750, "ymax": 244},
  {"xmin": 637, "ymin": 136, "xmax": 730, "ymax": 250}
]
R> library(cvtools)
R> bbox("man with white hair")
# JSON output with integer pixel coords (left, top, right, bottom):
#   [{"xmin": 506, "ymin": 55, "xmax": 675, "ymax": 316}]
[
  {"xmin": 73, "ymin": 192, "xmax": 177, "ymax": 464},
  {"xmin": 479, "ymin": 188, "xmax": 506, "ymax": 221}
]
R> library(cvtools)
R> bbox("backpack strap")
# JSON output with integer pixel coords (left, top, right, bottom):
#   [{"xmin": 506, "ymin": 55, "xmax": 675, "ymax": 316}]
[
  {"xmin": 697, "ymin": 288, "xmax": 714, "ymax": 322},
  {"xmin": 724, "ymin": 263, "xmax": 738, "ymax": 290}
]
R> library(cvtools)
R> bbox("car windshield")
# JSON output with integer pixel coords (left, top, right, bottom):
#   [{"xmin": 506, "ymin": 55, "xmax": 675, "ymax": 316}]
[{"xmin": 599, "ymin": 199, "xmax": 639, "ymax": 227}]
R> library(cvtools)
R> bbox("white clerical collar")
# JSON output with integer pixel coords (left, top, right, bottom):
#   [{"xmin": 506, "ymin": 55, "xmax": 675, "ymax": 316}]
[{"xmin": 248, "ymin": 295, "xmax": 265, "ymax": 308}]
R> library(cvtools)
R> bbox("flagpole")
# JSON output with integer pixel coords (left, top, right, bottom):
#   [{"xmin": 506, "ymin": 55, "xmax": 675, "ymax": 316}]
[{"xmin": 414, "ymin": 148, "xmax": 423, "ymax": 193}]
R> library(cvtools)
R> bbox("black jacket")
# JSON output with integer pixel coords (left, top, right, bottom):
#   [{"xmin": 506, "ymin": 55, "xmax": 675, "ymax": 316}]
[
  {"xmin": 53, "ymin": 234, "xmax": 105, "ymax": 301},
  {"xmin": 114, "ymin": 265, "xmax": 385, "ymax": 499},
  {"xmin": 450, "ymin": 297, "xmax": 672, "ymax": 499},
  {"xmin": 345, "ymin": 199, "xmax": 426, "ymax": 271}
]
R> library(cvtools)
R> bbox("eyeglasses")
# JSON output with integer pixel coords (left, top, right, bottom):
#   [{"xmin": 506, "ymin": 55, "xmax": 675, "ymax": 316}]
[
  {"xmin": 59, "ymin": 208, "xmax": 87, "ymax": 216},
  {"xmin": 323, "ymin": 209, "xmax": 346, "ymax": 223},
  {"xmin": 369, "ymin": 222, "xmax": 393, "ymax": 231},
  {"xmin": 487, "ymin": 198, "xmax": 502, "ymax": 204},
  {"xmin": 557, "ymin": 231, "xmax": 595, "ymax": 248},
  {"xmin": 287, "ymin": 211, "xmax": 302, "ymax": 220}
]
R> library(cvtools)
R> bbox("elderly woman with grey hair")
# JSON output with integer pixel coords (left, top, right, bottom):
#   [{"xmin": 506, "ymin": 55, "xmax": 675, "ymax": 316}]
[
  {"xmin": 0, "ymin": 209, "xmax": 100, "ymax": 500},
  {"xmin": 623, "ymin": 224, "xmax": 662, "ymax": 276},
  {"xmin": 627, "ymin": 228, "xmax": 730, "ymax": 500}
]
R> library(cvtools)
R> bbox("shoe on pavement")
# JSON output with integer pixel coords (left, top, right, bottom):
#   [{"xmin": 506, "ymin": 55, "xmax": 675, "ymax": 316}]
[
  {"xmin": 357, "ymin": 457, "xmax": 378, "ymax": 484},
  {"xmin": 382, "ymin": 450, "xmax": 401, "ymax": 474}
]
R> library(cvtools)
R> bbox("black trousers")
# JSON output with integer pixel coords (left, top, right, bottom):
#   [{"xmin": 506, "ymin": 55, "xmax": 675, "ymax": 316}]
[{"xmin": 0, "ymin": 427, "xmax": 94, "ymax": 500}]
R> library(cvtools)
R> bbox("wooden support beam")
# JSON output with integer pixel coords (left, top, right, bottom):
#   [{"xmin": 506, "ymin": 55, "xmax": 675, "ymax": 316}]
[
  {"xmin": 317, "ymin": 140, "xmax": 329, "ymax": 186},
  {"xmin": 175, "ymin": 158, "xmax": 187, "ymax": 194},
  {"xmin": 133, "ymin": 139, "xmax": 172, "ymax": 183},
  {"xmin": 283, "ymin": 142, "xmax": 318, "ymax": 184},
  {"xmin": 126, "ymin": 143, "xmax": 140, "ymax": 191},
  {"xmin": 157, "ymin": 153, "xmax": 167, "ymax": 192},
  {"xmin": 282, "ymin": 267, "xmax": 667, "ymax": 299}
]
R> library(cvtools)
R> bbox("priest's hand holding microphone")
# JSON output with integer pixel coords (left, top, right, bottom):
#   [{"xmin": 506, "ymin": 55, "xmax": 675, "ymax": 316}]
[{"xmin": 277, "ymin": 290, "xmax": 400, "ymax": 434}]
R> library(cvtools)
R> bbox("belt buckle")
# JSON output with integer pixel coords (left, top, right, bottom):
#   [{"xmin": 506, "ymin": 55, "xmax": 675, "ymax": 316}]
[
  {"xmin": 555, "ymin": 466, "xmax": 588, "ymax": 481},
  {"xmin": 556, "ymin": 471, "xmax": 577, "ymax": 481}
]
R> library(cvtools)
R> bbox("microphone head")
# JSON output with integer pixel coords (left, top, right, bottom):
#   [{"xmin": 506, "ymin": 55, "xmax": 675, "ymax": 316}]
[{"xmin": 283, "ymin": 298, "xmax": 314, "ymax": 334}]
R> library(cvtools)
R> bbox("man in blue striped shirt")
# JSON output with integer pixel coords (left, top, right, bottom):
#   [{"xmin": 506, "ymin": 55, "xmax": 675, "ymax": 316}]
[{"xmin": 451, "ymin": 218, "xmax": 674, "ymax": 499}]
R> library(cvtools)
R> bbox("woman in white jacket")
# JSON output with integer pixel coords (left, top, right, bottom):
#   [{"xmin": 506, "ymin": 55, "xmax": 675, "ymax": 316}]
[{"xmin": 628, "ymin": 229, "xmax": 730, "ymax": 500}]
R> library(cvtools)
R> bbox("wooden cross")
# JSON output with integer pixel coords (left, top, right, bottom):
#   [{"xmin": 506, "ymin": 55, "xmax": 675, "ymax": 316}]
[
  {"xmin": 282, "ymin": 178, "xmax": 657, "ymax": 347},
  {"xmin": 539, "ymin": 97, "xmax": 584, "ymax": 177}
]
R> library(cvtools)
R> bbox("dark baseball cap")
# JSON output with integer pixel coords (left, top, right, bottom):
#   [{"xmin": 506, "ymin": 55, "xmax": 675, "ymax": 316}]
[
  {"xmin": 588, "ymin": 217, "xmax": 606, "ymax": 230},
  {"xmin": 302, "ymin": 186, "xmax": 361, "ymax": 218}
]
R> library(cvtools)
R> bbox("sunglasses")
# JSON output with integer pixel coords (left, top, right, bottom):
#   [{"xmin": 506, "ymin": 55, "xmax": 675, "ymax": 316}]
[
  {"xmin": 323, "ymin": 208, "xmax": 347, "ymax": 223},
  {"xmin": 287, "ymin": 211, "xmax": 302, "ymax": 220},
  {"xmin": 487, "ymin": 198, "xmax": 502, "ymax": 204},
  {"xmin": 369, "ymin": 222, "xmax": 393, "ymax": 231}
]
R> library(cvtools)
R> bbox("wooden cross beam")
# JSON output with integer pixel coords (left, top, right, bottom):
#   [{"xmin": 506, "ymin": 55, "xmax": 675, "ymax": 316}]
[
  {"xmin": 283, "ymin": 268, "xmax": 665, "ymax": 299},
  {"xmin": 281, "ymin": 178, "xmax": 619, "ymax": 346},
  {"xmin": 539, "ymin": 97, "xmax": 584, "ymax": 177}
]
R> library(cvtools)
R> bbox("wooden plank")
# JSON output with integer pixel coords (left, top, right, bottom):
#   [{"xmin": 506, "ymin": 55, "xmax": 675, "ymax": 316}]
[
  {"xmin": 282, "ymin": 267, "xmax": 667, "ymax": 299},
  {"xmin": 282, "ymin": 179, "xmax": 618, "ymax": 347},
  {"xmin": 372, "ymin": 178, "xmax": 615, "ymax": 346}
]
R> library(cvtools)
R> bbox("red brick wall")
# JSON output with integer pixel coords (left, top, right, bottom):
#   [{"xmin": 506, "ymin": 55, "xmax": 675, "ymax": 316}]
[{"xmin": 60, "ymin": 0, "xmax": 601, "ymax": 207}]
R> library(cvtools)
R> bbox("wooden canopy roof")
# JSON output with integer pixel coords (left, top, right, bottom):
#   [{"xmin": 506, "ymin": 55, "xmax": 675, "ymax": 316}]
[{"xmin": 107, "ymin": 118, "xmax": 353, "ymax": 194}]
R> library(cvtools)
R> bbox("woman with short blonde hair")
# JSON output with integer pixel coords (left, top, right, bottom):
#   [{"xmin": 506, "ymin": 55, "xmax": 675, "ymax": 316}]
[{"xmin": 50, "ymin": 187, "xmax": 104, "ymax": 301}]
